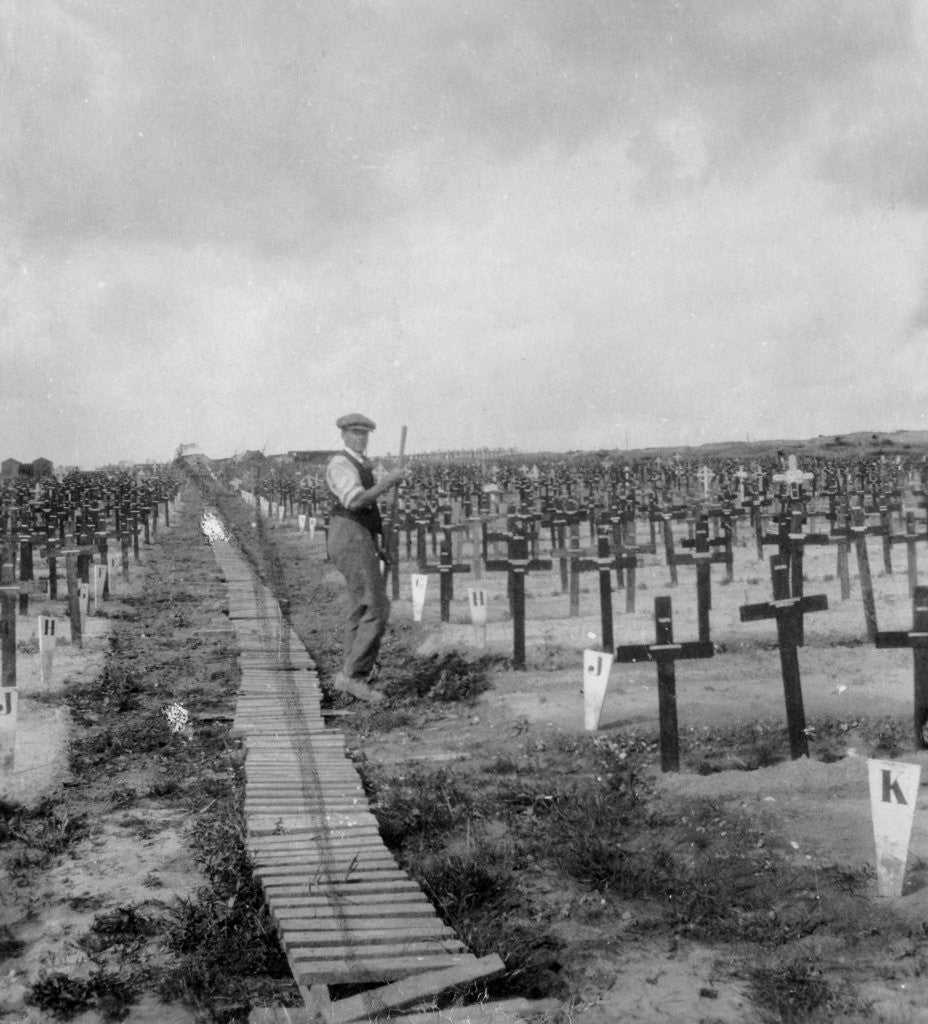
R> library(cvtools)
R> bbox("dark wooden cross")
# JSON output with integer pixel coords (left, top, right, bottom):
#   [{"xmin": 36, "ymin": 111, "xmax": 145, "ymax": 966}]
[
  {"xmin": 759, "ymin": 506, "xmax": 831, "ymax": 646},
  {"xmin": 421, "ymin": 537, "xmax": 471, "ymax": 623},
  {"xmin": 611, "ymin": 596, "xmax": 714, "ymax": 772},
  {"xmin": 674, "ymin": 515, "xmax": 728, "ymax": 644},
  {"xmin": 549, "ymin": 522, "xmax": 598, "ymax": 619},
  {"xmin": 485, "ymin": 534, "xmax": 552, "ymax": 669},
  {"xmin": 739, "ymin": 555, "xmax": 828, "ymax": 760},
  {"xmin": 890, "ymin": 512, "xmax": 928, "ymax": 598},
  {"xmin": 848, "ymin": 504, "xmax": 880, "ymax": 642}
]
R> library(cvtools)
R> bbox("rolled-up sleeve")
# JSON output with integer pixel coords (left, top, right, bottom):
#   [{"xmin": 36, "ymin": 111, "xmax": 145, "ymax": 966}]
[{"xmin": 326, "ymin": 454, "xmax": 365, "ymax": 508}]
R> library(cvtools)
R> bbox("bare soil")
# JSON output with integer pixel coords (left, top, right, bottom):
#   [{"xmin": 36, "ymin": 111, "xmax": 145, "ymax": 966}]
[{"xmin": 6, "ymin": 480, "xmax": 928, "ymax": 1023}]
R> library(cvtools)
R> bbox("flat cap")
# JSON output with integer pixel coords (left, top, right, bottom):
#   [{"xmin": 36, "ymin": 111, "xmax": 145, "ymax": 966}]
[{"xmin": 336, "ymin": 413, "xmax": 376, "ymax": 431}]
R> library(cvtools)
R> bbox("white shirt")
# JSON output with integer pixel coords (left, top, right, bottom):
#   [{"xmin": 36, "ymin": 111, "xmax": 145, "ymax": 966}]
[{"xmin": 326, "ymin": 449, "xmax": 367, "ymax": 508}]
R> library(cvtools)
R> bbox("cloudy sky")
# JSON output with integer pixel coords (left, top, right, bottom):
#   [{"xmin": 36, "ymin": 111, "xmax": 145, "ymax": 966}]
[{"xmin": 4, "ymin": 1, "xmax": 928, "ymax": 467}]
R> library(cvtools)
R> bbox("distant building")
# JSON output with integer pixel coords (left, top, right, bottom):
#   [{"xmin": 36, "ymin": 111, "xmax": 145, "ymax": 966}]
[
  {"xmin": 288, "ymin": 450, "xmax": 339, "ymax": 463},
  {"xmin": 233, "ymin": 450, "xmax": 267, "ymax": 464},
  {"xmin": 1, "ymin": 459, "xmax": 21, "ymax": 480},
  {"xmin": 32, "ymin": 457, "xmax": 53, "ymax": 478}
]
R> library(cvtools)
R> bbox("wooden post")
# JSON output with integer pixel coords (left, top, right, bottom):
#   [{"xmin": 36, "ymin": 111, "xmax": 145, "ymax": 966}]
[
  {"xmin": 850, "ymin": 505, "xmax": 879, "ymax": 643},
  {"xmin": 739, "ymin": 555, "xmax": 828, "ymax": 760},
  {"xmin": 596, "ymin": 534, "xmax": 614, "ymax": 653},
  {"xmin": 422, "ymin": 538, "xmax": 470, "ymax": 624},
  {"xmin": 47, "ymin": 538, "xmax": 58, "ymax": 600},
  {"xmin": 485, "ymin": 533, "xmax": 551, "ymax": 665},
  {"xmin": 675, "ymin": 516, "xmax": 727, "ymax": 645},
  {"xmin": 65, "ymin": 550, "xmax": 83, "ymax": 648},
  {"xmin": 875, "ymin": 585, "xmax": 928, "ymax": 749},
  {"xmin": 0, "ymin": 587, "xmax": 17, "ymax": 688},
  {"xmin": 611, "ymin": 596, "xmax": 714, "ymax": 772},
  {"xmin": 891, "ymin": 512, "xmax": 928, "ymax": 598},
  {"xmin": 656, "ymin": 512, "xmax": 679, "ymax": 586},
  {"xmin": 549, "ymin": 523, "xmax": 597, "ymax": 620},
  {"xmin": 0, "ymin": 586, "xmax": 17, "ymax": 772},
  {"xmin": 510, "ymin": 535, "xmax": 528, "ymax": 670}
]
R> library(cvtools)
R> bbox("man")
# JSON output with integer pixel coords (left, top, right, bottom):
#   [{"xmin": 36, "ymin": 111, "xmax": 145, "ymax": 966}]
[{"xmin": 325, "ymin": 413, "xmax": 407, "ymax": 702}]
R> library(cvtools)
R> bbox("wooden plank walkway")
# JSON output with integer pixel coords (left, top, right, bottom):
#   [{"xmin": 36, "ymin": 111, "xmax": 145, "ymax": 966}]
[{"xmin": 206, "ymin": 534, "xmax": 537, "ymax": 1023}]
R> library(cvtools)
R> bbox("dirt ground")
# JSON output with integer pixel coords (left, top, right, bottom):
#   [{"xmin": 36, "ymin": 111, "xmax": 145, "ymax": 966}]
[
  {"xmin": 281, "ymin": 515, "xmax": 928, "ymax": 1024},
  {"xmin": 6, "ymin": 485, "xmax": 928, "ymax": 1023}
]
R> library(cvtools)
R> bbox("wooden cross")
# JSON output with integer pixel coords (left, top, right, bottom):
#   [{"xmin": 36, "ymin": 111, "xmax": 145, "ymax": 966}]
[
  {"xmin": 674, "ymin": 516, "xmax": 728, "ymax": 644},
  {"xmin": 696, "ymin": 465, "xmax": 714, "ymax": 496},
  {"xmin": 848, "ymin": 504, "xmax": 880, "ymax": 642},
  {"xmin": 485, "ymin": 534, "xmax": 552, "ymax": 669},
  {"xmin": 759, "ymin": 507, "xmax": 831, "ymax": 646},
  {"xmin": 734, "ymin": 465, "xmax": 751, "ymax": 503},
  {"xmin": 549, "ymin": 522, "xmax": 598, "ymax": 619},
  {"xmin": 650, "ymin": 504, "xmax": 688, "ymax": 586},
  {"xmin": 874, "ymin": 491, "xmax": 903, "ymax": 575},
  {"xmin": 594, "ymin": 534, "xmax": 616, "ymax": 653},
  {"xmin": 772, "ymin": 455, "xmax": 814, "ymax": 500},
  {"xmin": 739, "ymin": 555, "xmax": 828, "ymax": 760},
  {"xmin": 890, "ymin": 512, "xmax": 928, "ymax": 597},
  {"xmin": 612, "ymin": 596, "xmax": 714, "ymax": 772},
  {"xmin": 421, "ymin": 537, "xmax": 471, "ymax": 623},
  {"xmin": 875, "ymin": 585, "xmax": 928, "ymax": 749}
]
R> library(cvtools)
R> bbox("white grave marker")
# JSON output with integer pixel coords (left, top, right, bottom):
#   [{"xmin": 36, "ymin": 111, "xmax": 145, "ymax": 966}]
[
  {"xmin": 467, "ymin": 587, "xmax": 488, "ymax": 648},
  {"xmin": 411, "ymin": 574, "xmax": 429, "ymax": 622},
  {"xmin": 39, "ymin": 616, "xmax": 56, "ymax": 687},
  {"xmin": 108, "ymin": 553, "xmax": 121, "ymax": 594},
  {"xmin": 92, "ymin": 564, "xmax": 107, "ymax": 614},
  {"xmin": 308, "ymin": 517, "xmax": 317, "ymax": 540},
  {"xmin": 298, "ymin": 514, "xmax": 307, "ymax": 533},
  {"xmin": 0, "ymin": 686, "xmax": 16, "ymax": 771},
  {"xmin": 868, "ymin": 758, "xmax": 921, "ymax": 897},
  {"xmin": 583, "ymin": 649, "xmax": 614, "ymax": 731},
  {"xmin": 78, "ymin": 583, "xmax": 90, "ymax": 631}
]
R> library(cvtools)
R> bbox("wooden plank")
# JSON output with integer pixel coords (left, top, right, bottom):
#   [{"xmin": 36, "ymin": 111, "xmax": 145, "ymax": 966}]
[
  {"xmin": 267, "ymin": 902, "xmax": 438, "ymax": 920},
  {"xmin": 256, "ymin": 858, "xmax": 399, "ymax": 879},
  {"xmin": 269, "ymin": 914, "xmax": 443, "ymax": 932},
  {"xmin": 262, "ymin": 876, "xmax": 416, "ymax": 893},
  {"xmin": 248, "ymin": 997, "xmax": 562, "ymax": 1024},
  {"xmin": 291, "ymin": 952, "xmax": 480, "ymax": 986},
  {"xmin": 379, "ymin": 997, "xmax": 563, "ymax": 1024},
  {"xmin": 265, "ymin": 891, "xmax": 432, "ymax": 909},
  {"xmin": 281, "ymin": 924, "xmax": 456, "ymax": 944},
  {"xmin": 284, "ymin": 939, "xmax": 467, "ymax": 960},
  {"xmin": 310, "ymin": 955, "xmax": 506, "ymax": 1021},
  {"xmin": 247, "ymin": 831, "xmax": 383, "ymax": 850},
  {"xmin": 255, "ymin": 880, "xmax": 420, "ymax": 899},
  {"xmin": 248, "ymin": 820, "xmax": 381, "ymax": 836},
  {"xmin": 249, "ymin": 835, "xmax": 385, "ymax": 854}
]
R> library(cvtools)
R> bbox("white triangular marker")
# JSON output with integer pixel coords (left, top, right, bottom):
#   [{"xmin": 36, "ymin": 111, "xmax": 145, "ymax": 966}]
[
  {"xmin": 583, "ymin": 649, "xmax": 614, "ymax": 731},
  {"xmin": 411, "ymin": 574, "xmax": 429, "ymax": 622},
  {"xmin": 868, "ymin": 758, "xmax": 921, "ymax": 897},
  {"xmin": 38, "ymin": 615, "xmax": 56, "ymax": 687}
]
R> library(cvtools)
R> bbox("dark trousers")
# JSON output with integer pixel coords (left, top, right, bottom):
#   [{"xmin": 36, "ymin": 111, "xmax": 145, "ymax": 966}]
[{"xmin": 327, "ymin": 517, "xmax": 390, "ymax": 679}]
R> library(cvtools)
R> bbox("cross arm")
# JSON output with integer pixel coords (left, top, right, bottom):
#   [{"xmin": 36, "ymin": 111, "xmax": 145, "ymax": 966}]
[
  {"xmin": 739, "ymin": 593, "xmax": 828, "ymax": 622},
  {"xmin": 875, "ymin": 630, "xmax": 928, "ymax": 649},
  {"xmin": 612, "ymin": 640, "xmax": 715, "ymax": 664}
]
